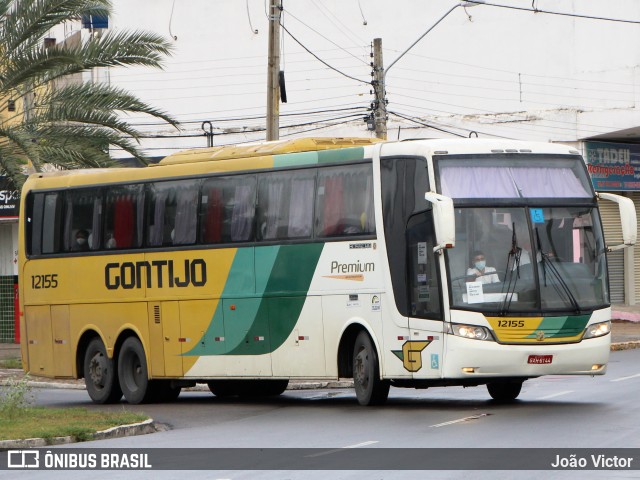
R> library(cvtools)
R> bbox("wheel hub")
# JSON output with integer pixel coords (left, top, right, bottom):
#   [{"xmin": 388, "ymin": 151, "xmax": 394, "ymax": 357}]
[{"xmin": 89, "ymin": 353, "xmax": 107, "ymax": 387}]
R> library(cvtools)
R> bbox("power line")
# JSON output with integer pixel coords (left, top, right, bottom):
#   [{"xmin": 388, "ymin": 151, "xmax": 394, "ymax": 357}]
[
  {"xmin": 389, "ymin": 111, "xmax": 466, "ymax": 138},
  {"xmin": 284, "ymin": 7, "xmax": 369, "ymax": 65},
  {"xmin": 468, "ymin": 1, "xmax": 640, "ymax": 25},
  {"xmin": 280, "ymin": 22, "xmax": 371, "ymax": 85}
]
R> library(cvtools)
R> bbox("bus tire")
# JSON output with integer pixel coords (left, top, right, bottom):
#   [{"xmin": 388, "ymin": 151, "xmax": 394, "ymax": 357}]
[
  {"xmin": 353, "ymin": 331, "xmax": 390, "ymax": 406},
  {"xmin": 118, "ymin": 337, "xmax": 152, "ymax": 404},
  {"xmin": 151, "ymin": 380, "xmax": 182, "ymax": 402},
  {"xmin": 207, "ymin": 380, "xmax": 239, "ymax": 397},
  {"xmin": 207, "ymin": 380, "xmax": 289, "ymax": 398},
  {"xmin": 487, "ymin": 380, "xmax": 523, "ymax": 402},
  {"xmin": 84, "ymin": 338, "xmax": 122, "ymax": 404},
  {"xmin": 250, "ymin": 380, "xmax": 289, "ymax": 397}
]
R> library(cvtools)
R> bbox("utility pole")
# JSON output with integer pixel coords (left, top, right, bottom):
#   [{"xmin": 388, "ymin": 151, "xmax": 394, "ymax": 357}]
[
  {"xmin": 372, "ymin": 38, "xmax": 387, "ymax": 140},
  {"xmin": 266, "ymin": 0, "xmax": 282, "ymax": 141}
]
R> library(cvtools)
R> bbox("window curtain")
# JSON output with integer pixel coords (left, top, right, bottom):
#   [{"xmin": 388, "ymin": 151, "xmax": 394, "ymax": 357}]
[
  {"xmin": 63, "ymin": 200, "xmax": 74, "ymax": 251},
  {"xmin": 149, "ymin": 190, "xmax": 167, "ymax": 246},
  {"xmin": 440, "ymin": 166, "xmax": 519, "ymax": 198},
  {"xmin": 264, "ymin": 180, "xmax": 285, "ymax": 239},
  {"xmin": 203, "ymin": 188, "xmax": 223, "ymax": 243},
  {"xmin": 440, "ymin": 166, "xmax": 592, "ymax": 199},
  {"xmin": 174, "ymin": 187, "xmax": 198, "ymax": 244},
  {"xmin": 288, "ymin": 178, "xmax": 314, "ymax": 238},
  {"xmin": 90, "ymin": 197, "xmax": 102, "ymax": 250},
  {"xmin": 114, "ymin": 195, "xmax": 134, "ymax": 248},
  {"xmin": 362, "ymin": 173, "xmax": 375, "ymax": 233},
  {"xmin": 231, "ymin": 185, "xmax": 253, "ymax": 241},
  {"xmin": 509, "ymin": 167, "xmax": 590, "ymax": 198},
  {"xmin": 322, "ymin": 175, "xmax": 343, "ymax": 235}
]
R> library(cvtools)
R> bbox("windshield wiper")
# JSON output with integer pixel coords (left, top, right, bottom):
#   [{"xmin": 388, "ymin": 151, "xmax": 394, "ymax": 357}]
[
  {"xmin": 535, "ymin": 228, "xmax": 581, "ymax": 313},
  {"xmin": 500, "ymin": 222, "xmax": 521, "ymax": 315}
]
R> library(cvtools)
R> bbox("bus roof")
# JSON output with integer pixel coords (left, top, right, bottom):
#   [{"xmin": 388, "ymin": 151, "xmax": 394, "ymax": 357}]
[
  {"xmin": 22, "ymin": 137, "xmax": 583, "ymax": 191},
  {"xmin": 157, "ymin": 137, "xmax": 382, "ymax": 166}
]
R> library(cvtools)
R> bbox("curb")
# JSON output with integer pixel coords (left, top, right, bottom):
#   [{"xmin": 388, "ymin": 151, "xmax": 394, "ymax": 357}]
[
  {"xmin": 0, "ymin": 419, "xmax": 164, "ymax": 449},
  {"xmin": 610, "ymin": 341, "xmax": 640, "ymax": 351}
]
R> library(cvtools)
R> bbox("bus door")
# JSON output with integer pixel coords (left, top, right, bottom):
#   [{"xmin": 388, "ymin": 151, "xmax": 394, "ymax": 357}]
[{"xmin": 406, "ymin": 211, "xmax": 444, "ymax": 379}]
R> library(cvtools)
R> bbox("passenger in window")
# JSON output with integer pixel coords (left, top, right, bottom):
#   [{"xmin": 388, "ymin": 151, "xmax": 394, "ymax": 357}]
[
  {"xmin": 74, "ymin": 229, "xmax": 90, "ymax": 251},
  {"xmin": 467, "ymin": 251, "xmax": 499, "ymax": 284},
  {"xmin": 105, "ymin": 233, "xmax": 117, "ymax": 249}
]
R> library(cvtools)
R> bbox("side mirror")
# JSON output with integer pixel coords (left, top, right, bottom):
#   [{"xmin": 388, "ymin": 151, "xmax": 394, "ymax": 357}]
[
  {"xmin": 597, "ymin": 192, "xmax": 637, "ymax": 251},
  {"xmin": 424, "ymin": 192, "xmax": 455, "ymax": 252}
]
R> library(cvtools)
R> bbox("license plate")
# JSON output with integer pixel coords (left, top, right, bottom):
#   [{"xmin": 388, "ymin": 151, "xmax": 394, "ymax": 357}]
[{"xmin": 528, "ymin": 354, "xmax": 553, "ymax": 364}]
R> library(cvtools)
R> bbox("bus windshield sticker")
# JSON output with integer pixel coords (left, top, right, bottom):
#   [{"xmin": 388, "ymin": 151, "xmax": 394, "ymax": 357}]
[
  {"xmin": 466, "ymin": 282, "xmax": 484, "ymax": 304},
  {"xmin": 530, "ymin": 208, "xmax": 545, "ymax": 224},
  {"xmin": 417, "ymin": 242, "xmax": 428, "ymax": 264}
]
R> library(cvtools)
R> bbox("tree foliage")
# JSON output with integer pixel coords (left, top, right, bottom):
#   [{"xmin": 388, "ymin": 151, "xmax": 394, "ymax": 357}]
[{"xmin": 0, "ymin": 0, "xmax": 178, "ymax": 188}]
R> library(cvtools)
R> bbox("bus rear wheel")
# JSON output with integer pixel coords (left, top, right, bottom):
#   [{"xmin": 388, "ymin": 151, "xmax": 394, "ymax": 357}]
[
  {"xmin": 487, "ymin": 380, "xmax": 523, "ymax": 402},
  {"xmin": 84, "ymin": 338, "xmax": 122, "ymax": 404},
  {"xmin": 353, "ymin": 331, "xmax": 390, "ymax": 406},
  {"xmin": 150, "ymin": 380, "xmax": 182, "ymax": 402},
  {"xmin": 118, "ymin": 337, "xmax": 152, "ymax": 404}
]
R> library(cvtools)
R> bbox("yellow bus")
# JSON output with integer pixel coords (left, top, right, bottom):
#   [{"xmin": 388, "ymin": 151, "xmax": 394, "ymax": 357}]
[{"xmin": 18, "ymin": 137, "xmax": 636, "ymax": 405}]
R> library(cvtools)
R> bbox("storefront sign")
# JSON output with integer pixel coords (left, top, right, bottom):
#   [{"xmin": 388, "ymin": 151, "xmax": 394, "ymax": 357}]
[
  {"xmin": 0, "ymin": 177, "xmax": 19, "ymax": 218},
  {"xmin": 585, "ymin": 141, "xmax": 640, "ymax": 191}
]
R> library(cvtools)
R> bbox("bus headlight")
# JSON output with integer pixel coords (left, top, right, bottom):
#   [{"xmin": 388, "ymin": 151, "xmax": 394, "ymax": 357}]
[
  {"xmin": 583, "ymin": 321, "xmax": 611, "ymax": 339},
  {"xmin": 448, "ymin": 323, "xmax": 494, "ymax": 341}
]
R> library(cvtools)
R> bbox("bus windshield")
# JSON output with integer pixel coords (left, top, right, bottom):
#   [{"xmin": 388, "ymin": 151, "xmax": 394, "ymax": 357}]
[{"xmin": 445, "ymin": 206, "xmax": 608, "ymax": 314}]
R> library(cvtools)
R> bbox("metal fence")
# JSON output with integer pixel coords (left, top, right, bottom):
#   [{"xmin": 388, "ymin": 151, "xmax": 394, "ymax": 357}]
[{"xmin": 0, "ymin": 275, "xmax": 15, "ymax": 343}]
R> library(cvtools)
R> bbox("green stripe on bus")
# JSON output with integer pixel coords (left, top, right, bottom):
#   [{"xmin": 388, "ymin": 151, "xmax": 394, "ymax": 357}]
[
  {"xmin": 273, "ymin": 147, "xmax": 365, "ymax": 168},
  {"xmin": 525, "ymin": 314, "xmax": 590, "ymax": 339},
  {"xmin": 185, "ymin": 243, "xmax": 324, "ymax": 356},
  {"xmin": 317, "ymin": 147, "xmax": 365, "ymax": 164}
]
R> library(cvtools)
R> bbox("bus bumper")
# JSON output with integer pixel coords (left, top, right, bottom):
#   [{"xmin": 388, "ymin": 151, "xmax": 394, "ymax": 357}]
[{"xmin": 439, "ymin": 333, "xmax": 611, "ymax": 379}]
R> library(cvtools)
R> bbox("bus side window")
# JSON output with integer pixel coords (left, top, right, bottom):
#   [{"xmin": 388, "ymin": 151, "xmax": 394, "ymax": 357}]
[
  {"xmin": 62, "ymin": 189, "xmax": 102, "ymax": 252},
  {"xmin": 27, "ymin": 193, "xmax": 44, "ymax": 256},
  {"xmin": 406, "ymin": 211, "xmax": 442, "ymax": 320},
  {"xmin": 173, "ymin": 181, "xmax": 198, "ymax": 245},
  {"xmin": 200, "ymin": 176, "xmax": 256, "ymax": 244},
  {"xmin": 257, "ymin": 170, "xmax": 315, "ymax": 240},
  {"xmin": 147, "ymin": 180, "xmax": 199, "ymax": 247},
  {"xmin": 41, "ymin": 193, "xmax": 62, "ymax": 254},
  {"xmin": 104, "ymin": 185, "xmax": 144, "ymax": 250},
  {"xmin": 315, "ymin": 165, "xmax": 375, "ymax": 238}
]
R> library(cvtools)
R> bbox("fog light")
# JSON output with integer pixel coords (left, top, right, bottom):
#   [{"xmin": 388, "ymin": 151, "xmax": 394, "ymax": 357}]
[
  {"xmin": 591, "ymin": 364, "xmax": 604, "ymax": 371},
  {"xmin": 462, "ymin": 367, "xmax": 476, "ymax": 373}
]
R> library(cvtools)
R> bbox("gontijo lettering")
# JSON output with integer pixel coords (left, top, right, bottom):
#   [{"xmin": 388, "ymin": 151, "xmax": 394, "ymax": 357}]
[{"xmin": 105, "ymin": 259, "xmax": 207, "ymax": 289}]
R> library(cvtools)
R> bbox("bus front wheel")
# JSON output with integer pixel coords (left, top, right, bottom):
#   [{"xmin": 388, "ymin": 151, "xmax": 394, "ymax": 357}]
[
  {"xmin": 353, "ymin": 331, "xmax": 390, "ymax": 406},
  {"xmin": 118, "ymin": 337, "xmax": 152, "ymax": 404},
  {"xmin": 84, "ymin": 338, "xmax": 122, "ymax": 404},
  {"xmin": 487, "ymin": 380, "xmax": 523, "ymax": 402}
]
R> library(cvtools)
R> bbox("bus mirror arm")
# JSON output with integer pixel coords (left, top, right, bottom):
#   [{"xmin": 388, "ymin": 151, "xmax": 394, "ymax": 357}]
[
  {"xmin": 597, "ymin": 192, "xmax": 638, "ymax": 249},
  {"xmin": 424, "ymin": 192, "xmax": 455, "ymax": 252}
]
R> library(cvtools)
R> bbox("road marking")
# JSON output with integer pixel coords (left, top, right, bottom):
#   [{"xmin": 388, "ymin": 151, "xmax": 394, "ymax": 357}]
[
  {"xmin": 305, "ymin": 441, "xmax": 378, "ymax": 458},
  {"xmin": 611, "ymin": 373, "xmax": 640, "ymax": 383},
  {"xmin": 538, "ymin": 390, "xmax": 573, "ymax": 400},
  {"xmin": 430, "ymin": 413, "xmax": 490, "ymax": 428}
]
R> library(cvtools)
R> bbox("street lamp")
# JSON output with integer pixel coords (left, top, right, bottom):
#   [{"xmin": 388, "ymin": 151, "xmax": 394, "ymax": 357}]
[
  {"xmin": 373, "ymin": 1, "xmax": 485, "ymax": 139},
  {"xmin": 385, "ymin": 1, "xmax": 486, "ymax": 76}
]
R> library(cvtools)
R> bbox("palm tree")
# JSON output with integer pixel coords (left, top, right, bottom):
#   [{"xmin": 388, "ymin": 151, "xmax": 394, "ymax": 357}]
[{"xmin": 0, "ymin": 0, "xmax": 178, "ymax": 188}]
